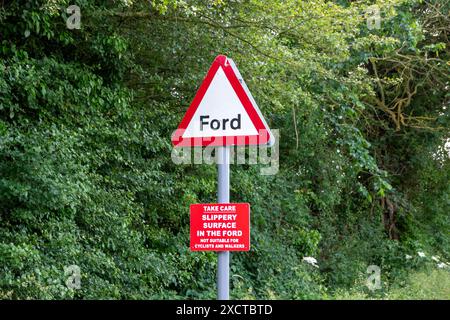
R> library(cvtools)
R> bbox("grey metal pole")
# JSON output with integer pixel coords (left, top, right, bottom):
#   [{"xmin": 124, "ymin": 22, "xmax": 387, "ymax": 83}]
[{"xmin": 217, "ymin": 146, "xmax": 230, "ymax": 300}]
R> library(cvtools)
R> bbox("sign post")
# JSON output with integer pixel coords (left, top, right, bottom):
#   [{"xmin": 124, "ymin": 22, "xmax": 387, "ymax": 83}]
[
  {"xmin": 217, "ymin": 146, "xmax": 230, "ymax": 300},
  {"xmin": 172, "ymin": 55, "xmax": 274, "ymax": 300}
]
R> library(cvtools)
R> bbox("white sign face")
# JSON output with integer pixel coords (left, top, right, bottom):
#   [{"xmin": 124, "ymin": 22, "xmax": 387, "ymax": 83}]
[
  {"xmin": 172, "ymin": 55, "xmax": 273, "ymax": 147},
  {"xmin": 181, "ymin": 67, "xmax": 258, "ymax": 139}
]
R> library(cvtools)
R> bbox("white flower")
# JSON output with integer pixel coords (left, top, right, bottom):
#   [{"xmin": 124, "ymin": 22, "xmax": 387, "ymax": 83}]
[
  {"xmin": 417, "ymin": 251, "xmax": 426, "ymax": 258},
  {"xmin": 302, "ymin": 256, "xmax": 319, "ymax": 268},
  {"xmin": 437, "ymin": 262, "xmax": 447, "ymax": 269},
  {"xmin": 432, "ymin": 256, "xmax": 440, "ymax": 262},
  {"xmin": 405, "ymin": 254, "xmax": 413, "ymax": 260}
]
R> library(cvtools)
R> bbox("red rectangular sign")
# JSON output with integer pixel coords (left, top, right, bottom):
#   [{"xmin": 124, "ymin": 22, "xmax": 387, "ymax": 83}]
[{"xmin": 190, "ymin": 203, "xmax": 250, "ymax": 251}]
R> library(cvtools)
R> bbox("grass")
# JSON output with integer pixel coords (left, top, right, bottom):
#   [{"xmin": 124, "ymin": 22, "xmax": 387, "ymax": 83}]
[{"xmin": 333, "ymin": 269, "xmax": 450, "ymax": 300}]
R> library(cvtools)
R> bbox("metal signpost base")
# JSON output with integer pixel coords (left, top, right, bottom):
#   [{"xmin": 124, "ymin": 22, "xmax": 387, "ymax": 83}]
[{"xmin": 217, "ymin": 146, "xmax": 230, "ymax": 300}]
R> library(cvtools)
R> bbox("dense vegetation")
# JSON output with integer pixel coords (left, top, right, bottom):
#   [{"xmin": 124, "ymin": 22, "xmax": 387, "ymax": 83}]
[{"xmin": 0, "ymin": 0, "xmax": 448, "ymax": 299}]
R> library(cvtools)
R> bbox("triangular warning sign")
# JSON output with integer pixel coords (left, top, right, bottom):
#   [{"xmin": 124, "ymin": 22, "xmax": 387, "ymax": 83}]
[{"xmin": 172, "ymin": 55, "xmax": 274, "ymax": 147}]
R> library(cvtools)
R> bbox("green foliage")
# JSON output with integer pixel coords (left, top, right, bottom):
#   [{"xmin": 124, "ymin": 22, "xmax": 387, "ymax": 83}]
[
  {"xmin": 333, "ymin": 268, "xmax": 450, "ymax": 300},
  {"xmin": 0, "ymin": 0, "xmax": 448, "ymax": 299}
]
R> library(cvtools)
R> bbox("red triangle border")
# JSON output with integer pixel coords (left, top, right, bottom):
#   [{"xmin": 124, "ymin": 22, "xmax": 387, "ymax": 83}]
[{"xmin": 171, "ymin": 55, "xmax": 271, "ymax": 147}]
